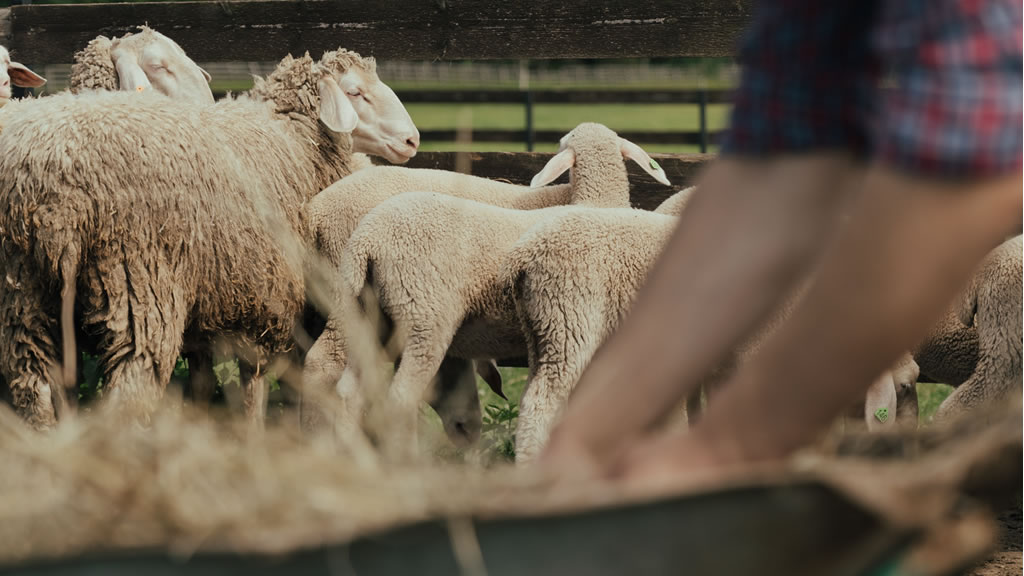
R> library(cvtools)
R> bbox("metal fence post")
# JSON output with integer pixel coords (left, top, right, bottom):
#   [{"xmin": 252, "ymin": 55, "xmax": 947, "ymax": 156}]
[{"xmin": 698, "ymin": 88, "xmax": 708, "ymax": 153}]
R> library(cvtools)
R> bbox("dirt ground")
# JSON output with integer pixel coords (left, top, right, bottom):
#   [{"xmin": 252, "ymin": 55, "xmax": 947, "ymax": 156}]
[{"xmin": 966, "ymin": 507, "xmax": 1022, "ymax": 576}]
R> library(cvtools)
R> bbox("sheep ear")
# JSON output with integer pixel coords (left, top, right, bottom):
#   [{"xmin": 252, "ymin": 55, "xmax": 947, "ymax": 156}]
[
  {"xmin": 199, "ymin": 66, "xmax": 212, "ymax": 83},
  {"xmin": 318, "ymin": 75, "xmax": 358, "ymax": 133},
  {"xmin": 530, "ymin": 148, "xmax": 576, "ymax": 188},
  {"xmin": 476, "ymin": 359, "xmax": 505, "ymax": 400},
  {"xmin": 115, "ymin": 59, "xmax": 151, "ymax": 93},
  {"xmin": 9, "ymin": 61, "xmax": 46, "ymax": 88},
  {"xmin": 863, "ymin": 371, "xmax": 897, "ymax": 431},
  {"xmin": 620, "ymin": 138, "xmax": 671, "ymax": 186}
]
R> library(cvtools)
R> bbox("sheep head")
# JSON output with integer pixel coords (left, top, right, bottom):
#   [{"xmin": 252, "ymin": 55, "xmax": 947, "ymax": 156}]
[
  {"xmin": 319, "ymin": 49, "xmax": 420, "ymax": 164},
  {"xmin": 530, "ymin": 122, "xmax": 672, "ymax": 189},
  {"xmin": 0, "ymin": 45, "xmax": 46, "ymax": 105},
  {"xmin": 70, "ymin": 27, "xmax": 212, "ymax": 105},
  {"xmin": 108, "ymin": 26, "xmax": 213, "ymax": 105}
]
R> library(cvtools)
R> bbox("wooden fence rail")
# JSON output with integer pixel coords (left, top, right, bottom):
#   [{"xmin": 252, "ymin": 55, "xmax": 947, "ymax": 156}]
[
  {"xmin": 209, "ymin": 88, "xmax": 734, "ymax": 150},
  {"xmin": 399, "ymin": 151, "xmax": 714, "ymax": 211},
  {"xmin": 1, "ymin": 0, "xmax": 752, "ymax": 64}
]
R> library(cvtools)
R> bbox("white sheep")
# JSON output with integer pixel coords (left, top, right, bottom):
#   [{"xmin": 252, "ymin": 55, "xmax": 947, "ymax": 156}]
[
  {"xmin": 331, "ymin": 125, "xmax": 671, "ymax": 451},
  {"xmin": 0, "ymin": 49, "xmax": 419, "ymax": 430},
  {"xmin": 304, "ymin": 122, "xmax": 669, "ymax": 442},
  {"xmin": 919, "ymin": 235, "xmax": 1022, "ymax": 422},
  {"xmin": 69, "ymin": 26, "xmax": 213, "ymax": 105},
  {"xmin": 0, "ymin": 46, "xmax": 45, "ymax": 107},
  {"xmin": 505, "ymin": 188, "xmax": 920, "ymax": 460}
]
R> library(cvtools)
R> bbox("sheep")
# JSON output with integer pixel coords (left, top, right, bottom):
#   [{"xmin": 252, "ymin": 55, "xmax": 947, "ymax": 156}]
[
  {"xmin": 69, "ymin": 26, "xmax": 213, "ymax": 105},
  {"xmin": 0, "ymin": 48, "xmax": 419, "ymax": 430},
  {"xmin": 303, "ymin": 122, "xmax": 670, "ymax": 439},
  {"xmin": 505, "ymin": 188, "xmax": 919, "ymax": 461},
  {"xmin": 0, "ymin": 46, "xmax": 46, "ymax": 107},
  {"xmin": 920, "ymin": 235, "xmax": 1022, "ymax": 422},
  {"xmin": 331, "ymin": 126, "xmax": 672, "ymax": 452}
]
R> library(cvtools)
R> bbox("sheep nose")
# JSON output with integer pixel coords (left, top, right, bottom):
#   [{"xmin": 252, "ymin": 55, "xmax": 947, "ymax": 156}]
[
  {"xmin": 405, "ymin": 131, "xmax": 420, "ymax": 151},
  {"xmin": 1, "ymin": 78, "xmax": 9, "ymax": 88}
]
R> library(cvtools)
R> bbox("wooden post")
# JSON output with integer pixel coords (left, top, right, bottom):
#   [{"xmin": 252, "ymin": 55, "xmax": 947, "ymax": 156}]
[
  {"xmin": 698, "ymin": 88, "xmax": 708, "ymax": 154},
  {"xmin": 524, "ymin": 90, "xmax": 535, "ymax": 152}
]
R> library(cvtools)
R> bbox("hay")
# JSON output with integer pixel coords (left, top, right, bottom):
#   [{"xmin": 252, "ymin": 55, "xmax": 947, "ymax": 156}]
[
  {"xmin": 0, "ymin": 402, "xmax": 529, "ymax": 565},
  {"xmin": 0, "ymin": 385, "xmax": 1017, "ymax": 570}
]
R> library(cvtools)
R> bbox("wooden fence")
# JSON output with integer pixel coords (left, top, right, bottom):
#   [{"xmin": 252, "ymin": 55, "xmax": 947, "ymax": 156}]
[
  {"xmin": 0, "ymin": 0, "xmax": 751, "ymax": 195},
  {"xmin": 206, "ymin": 87, "xmax": 732, "ymax": 151}
]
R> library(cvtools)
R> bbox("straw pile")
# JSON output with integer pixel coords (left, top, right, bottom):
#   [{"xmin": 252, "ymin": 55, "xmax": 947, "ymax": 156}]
[{"xmin": 0, "ymin": 391, "xmax": 1017, "ymax": 569}]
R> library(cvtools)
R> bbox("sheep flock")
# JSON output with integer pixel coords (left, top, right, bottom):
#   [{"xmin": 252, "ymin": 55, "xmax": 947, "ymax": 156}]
[{"xmin": 0, "ymin": 25, "xmax": 1019, "ymax": 571}]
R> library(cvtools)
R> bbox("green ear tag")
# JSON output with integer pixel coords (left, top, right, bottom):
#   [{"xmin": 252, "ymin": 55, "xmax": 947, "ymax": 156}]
[
  {"xmin": 649, "ymin": 159, "xmax": 661, "ymax": 171},
  {"xmin": 874, "ymin": 407, "xmax": 889, "ymax": 423}
]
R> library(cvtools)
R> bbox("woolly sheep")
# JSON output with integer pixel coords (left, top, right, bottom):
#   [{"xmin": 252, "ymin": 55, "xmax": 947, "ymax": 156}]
[
  {"xmin": 331, "ymin": 126, "xmax": 671, "ymax": 451},
  {"xmin": 0, "ymin": 48, "xmax": 418, "ymax": 430},
  {"xmin": 506, "ymin": 188, "xmax": 918, "ymax": 460},
  {"xmin": 922, "ymin": 235, "xmax": 1022, "ymax": 422},
  {"xmin": 0, "ymin": 46, "xmax": 45, "ymax": 107},
  {"xmin": 69, "ymin": 26, "xmax": 213, "ymax": 105},
  {"xmin": 304, "ymin": 123, "xmax": 670, "ymax": 441}
]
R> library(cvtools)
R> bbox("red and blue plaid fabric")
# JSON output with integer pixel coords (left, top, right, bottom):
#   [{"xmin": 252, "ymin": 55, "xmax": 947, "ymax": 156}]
[{"xmin": 721, "ymin": 0, "xmax": 1023, "ymax": 178}]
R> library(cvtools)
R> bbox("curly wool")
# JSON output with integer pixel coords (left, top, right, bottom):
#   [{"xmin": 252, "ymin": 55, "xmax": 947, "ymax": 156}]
[
  {"xmin": 303, "ymin": 123, "xmax": 644, "ymax": 431},
  {"xmin": 68, "ymin": 35, "xmax": 119, "ymax": 93},
  {"xmin": 0, "ymin": 49, "xmax": 369, "ymax": 429}
]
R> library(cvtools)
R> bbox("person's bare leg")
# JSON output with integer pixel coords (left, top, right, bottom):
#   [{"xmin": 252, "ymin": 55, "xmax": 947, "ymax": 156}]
[
  {"xmin": 539, "ymin": 153, "xmax": 860, "ymax": 479},
  {"xmin": 616, "ymin": 167, "xmax": 1022, "ymax": 491}
]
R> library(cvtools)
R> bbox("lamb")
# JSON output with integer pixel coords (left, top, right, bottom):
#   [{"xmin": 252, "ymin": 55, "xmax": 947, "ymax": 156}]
[
  {"xmin": 918, "ymin": 235, "xmax": 1022, "ymax": 422},
  {"xmin": 0, "ymin": 46, "xmax": 46, "ymax": 107},
  {"xmin": 506, "ymin": 188, "xmax": 919, "ymax": 461},
  {"xmin": 0, "ymin": 48, "xmax": 419, "ymax": 430},
  {"xmin": 69, "ymin": 26, "xmax": 213, "ymax": 105},
  {"xmin": 331, "ymin": 125, "xmax": 672, "ymax": 451}
]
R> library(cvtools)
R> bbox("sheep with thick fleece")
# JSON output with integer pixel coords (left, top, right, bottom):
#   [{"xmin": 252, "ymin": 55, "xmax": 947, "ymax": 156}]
[
  {"xmin": 305, "ymin": 123, "xmax": 669, "ymax": 441},
  {"xmin": 922, "ymin": 235, "xmax": 1022, "ymax": 422},
  {"xmin": 0, "ymin": 49, "xmax": 418, "ymax": 430},
  {"xmin": 506, "ymin": 188, "xmax": 918, "ymax": 460},
  {"xmin": 0, "ymin": 46, "xmax": 45, "ymax": 107},
  {"xmin": 333, "ymin": 128, "xmax": 671, "ymax": 450},
  {"xmin": 69, "ymin": 26, "xmax": 213, "ymax": 105}
]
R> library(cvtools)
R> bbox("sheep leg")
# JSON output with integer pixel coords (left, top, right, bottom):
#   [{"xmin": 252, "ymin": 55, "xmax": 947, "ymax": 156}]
[
  {"xmin": 514, "ymin": 317, "xmax": 594, "ymax": 463},
  {"xmin": 185, "ymin": 350, "xmax": 216, "ymax": 411},
  {"xmin": 300, "ymin": 314, "xmax": 349, "ymax": 433},
  {"xmin": 239, "ymin": 361, "xmax": 269, "ymax": 430},
  {"xmin": 385, "ymin": 328, "xmax": 455, "ymax": 461},
  {"xmin": 515, "ymin": 362, "xmax": 578, "ymax": 463},
  {"xmin": 0, "ymin": 253, "xmax": 60, "ymax": 429},
  {"xmin": 933, "ymin": 359, "xmax": 1022, "ymax": 423},
  {"xmin": 96, "ymin": 254, "xmax": 188, "ymax": 421}
]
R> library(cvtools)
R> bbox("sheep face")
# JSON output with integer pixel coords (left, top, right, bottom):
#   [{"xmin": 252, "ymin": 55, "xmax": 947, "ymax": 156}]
[
  {"xmin": 109, "ymin": 27, "xmax": 213, "ymax": 105},
  {"xmin": 427, "ymin": 357, "xmax": 484, "ymax": 447},
  {"xmin": 0, "ymin": 46, "xmax": 46, "ymax": 104},
  {"xmin": 323, "ymin": 62, "xmax": 419, "ymax": 164}
]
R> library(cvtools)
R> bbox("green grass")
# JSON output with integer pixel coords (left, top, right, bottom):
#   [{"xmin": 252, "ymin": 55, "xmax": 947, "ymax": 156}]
[
  {"xmin": 422, "ymin": 368, "xmax": 955, "ymax": 463},
  {"xmin": 406, "ymin": 103, "xmax": 731, "ymax": 131},
  {"xmin": 407, "ymin": 102, "xmax": 730, "ymax": 153},
  {"xmin": 916, "ymin": 382, "xmax": 954, "ymax": 424}
]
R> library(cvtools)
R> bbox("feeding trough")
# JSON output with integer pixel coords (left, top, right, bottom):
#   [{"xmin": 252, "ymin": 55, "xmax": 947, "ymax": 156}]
[{"xmin": 0, "ymin": 472, "xmax": 995, "ymax": 576}]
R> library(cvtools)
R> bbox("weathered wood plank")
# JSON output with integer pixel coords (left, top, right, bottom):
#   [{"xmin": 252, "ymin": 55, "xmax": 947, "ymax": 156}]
[
  {"xmin": 6, "ymin": 0, "xmax": 752, "ymax": 64},
  {"xmin": 395, "ymin": 151, "xmax": 714, "ymax": 211}
]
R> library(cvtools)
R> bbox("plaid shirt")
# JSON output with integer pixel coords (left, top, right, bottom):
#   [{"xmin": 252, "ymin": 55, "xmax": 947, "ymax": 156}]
[{"xmin": 722, "ymin": 0, "xmax": 1023, "ymax": 178}]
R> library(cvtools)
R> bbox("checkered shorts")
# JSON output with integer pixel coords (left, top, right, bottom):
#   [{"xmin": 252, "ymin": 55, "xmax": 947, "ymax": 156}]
[{"xmin": 721, "ymin": 0, "xmax": 1023, "ymax": 178}]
